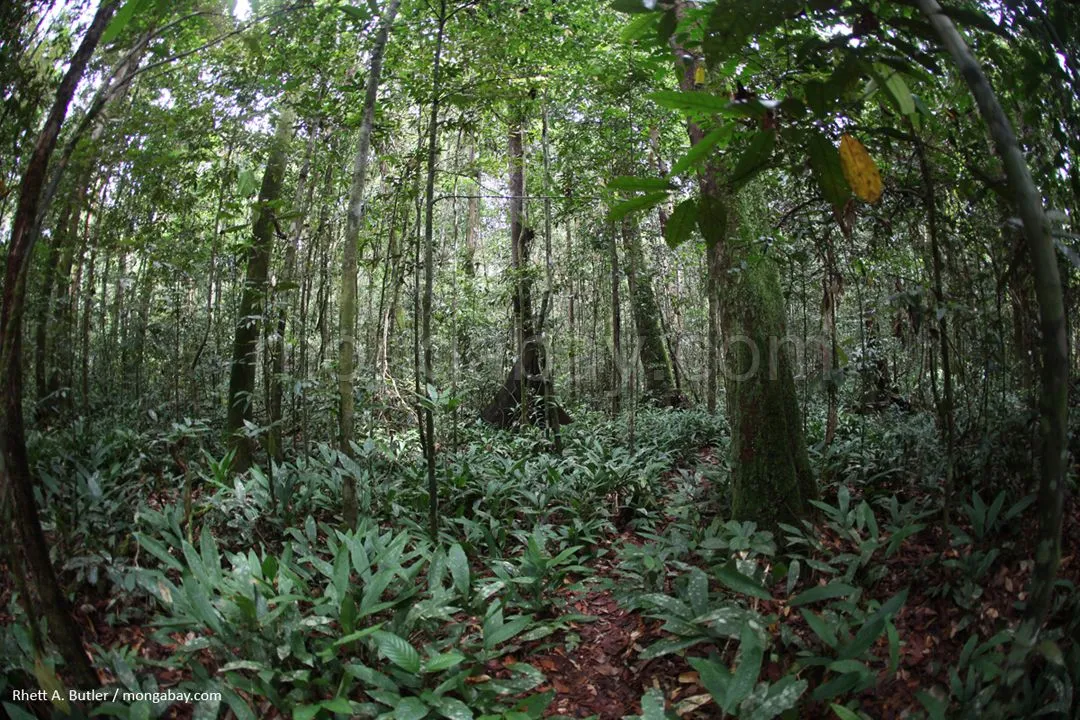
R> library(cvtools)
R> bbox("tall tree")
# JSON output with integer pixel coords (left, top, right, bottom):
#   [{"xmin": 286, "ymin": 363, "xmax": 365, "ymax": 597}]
[
  {"xmin": 226, "ymin": 106, "xmax": 295, "ymax": 472},
  {"xmin": 338, "ymin": 0, "xmax": 401, "ymax": 528},
  {"xmin": 0, "ymin": 0, "xmax": 118, "ymax": 689}
]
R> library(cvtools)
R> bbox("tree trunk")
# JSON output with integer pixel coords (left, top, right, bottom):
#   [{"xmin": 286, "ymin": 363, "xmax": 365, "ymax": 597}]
[
  {"xmin": 268, "ymin": 127, "xmax": 316, "ymax": 463},
  {"xmin": 420, "ymin": 0, "xmax": 447, "ymax": 535},
  {"xmin": 0, "ymin": 0, "xmax": 116, "ymax": 690},
  {"xmin": 620, "ymin": 218, "xmax": 679, "ymax": 406},
  {"xmin": 338, "ymin": 0, "xmax": 401, "ymax": 528},
  {"xmin": 480, "ymin": 111, "xmax": 571, "ymax": 429},
  {"xmin": 670, "ymin": 1, "xmax": 815, "ymax": 530},
  {"xmin": 917, "ymin": 0, "xmax": 1068, "ymax": 633},
  {"xmin": 226, "ymin": 106, "xmax": 295, "ymax": 472}
]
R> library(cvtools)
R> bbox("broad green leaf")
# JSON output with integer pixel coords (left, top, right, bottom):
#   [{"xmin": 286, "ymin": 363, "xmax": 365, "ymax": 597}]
[
  {"xmin": 743, "ymin": 675, "xmax": 807, "ymax": 720},
  {"xmin": 134, "ymin": 532, "xmax": 183, "ymax": 572},
  {"xmin": 717, "ymin": 560, "xmax": 771, "ymax": 600},
  {"xmin": 648, "ymin": 91, "xmax": 737, "ymax": 116},
  {"xmin": 729, "ymin": 130, "xmax": 776, "ymax": 188},
  {"xmin": 484, "ymin": 615, "xmax": 533, "ymax": 649},
  {"xmin": 321, "ymin": 698, "xmax": 354, "ymax": 715},
  {"xmin": 448, "ymin": 543, "xmax": 470, "ymax": 596},
  {"xmin": 641, "ymin": 687, "xmax": 668, "ymax": 720},
  {"xmin": 423, "ymin": 652, "xmax": 465, "ymax": 672},
  {"xmin": 394, "ymin": 697, "xmax": 429, "ymax": 720},
  {"xmin": 292, "ymin": 706, "xmax": 320, "ymax": 720},
  {"xmin": 874, "ymin": 66, "xmax": 915, "ymax": 116},
  {"xmin": 805, "ymin": 131, "xmax": 851, "ymax": 211},
  {"xmin": 607, "ymin": 192, "xmax": 668, "ymax": 222},
  {"xmin": 726, "ymin": 625, "xmax": 764, "ymax": 712},
  {"xmin": 839, "ymin": 588, "xmax": 908, "ymax": 660},
  {"xmin": 665, "ymin": 199, "xmax": 698, "ymax": 249},
  {"xmin": 689, "ymin": 655, "xmax": 732, "ymax": 706},
  {"xmin": 432, "ymin": 696, "xmax": 473, "ymax": 720},
  {"xmin": 102, "ymin": 0, "xmax": 151, "ymax": 45},
  {"xmin": 800, "ymin": 608, "xmax": 838, "ymax": 648},
  {"xmin": 790, "ymin": 581, "xmax": 857, "ymax": 607},
  {"xmin": 607, "ymin": 176, "xmax": 672, "ymax": 192},
  {"xmin": 374, "ymin": 631, "xmax": 422, "ymax": 674},
  {"xmin": 340, "ymin": 5, "xmax": 371, "ymax": 23},
  {"xmin": 669, "ymin": 125, "xmax": 732, "ymax": 177},
  {"xmin": 830, "ymin": 704, "xmax": 862, "ymax": 720},
  {"xmin": 696, "ymin": 193, "xmax": 728, "ymax": 248}
]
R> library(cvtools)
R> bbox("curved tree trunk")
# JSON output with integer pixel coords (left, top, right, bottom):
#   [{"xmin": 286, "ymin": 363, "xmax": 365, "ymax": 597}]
[
  {"xmin": 916, "ymin": 0, "xmax": 1068, "ymax": 632},
  {"xmin": 0, "ymin": 0, "xmax": 117, "ymax": 690}
]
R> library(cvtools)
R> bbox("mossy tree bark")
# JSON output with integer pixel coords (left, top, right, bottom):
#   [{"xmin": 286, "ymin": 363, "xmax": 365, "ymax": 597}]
[
  {"xmin": 226, "ymin": 106, "xmax": 294, "ymax": 473},
  {"xmin": 670, "ymin": 0, "xmax": 816, "ymax": 530},
  {"xmin": 718, "ymin": 222, "xmax": 817, "ymax": 528},
  {"xmin": 620, "ymin": 218, "xmax": 679, "ymax": 406}
]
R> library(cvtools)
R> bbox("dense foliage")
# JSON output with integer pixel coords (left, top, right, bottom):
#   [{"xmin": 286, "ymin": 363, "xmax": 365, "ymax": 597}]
[{"xmin": 0, "ymin": 0, "xmax": 1077, "ymax": 718}]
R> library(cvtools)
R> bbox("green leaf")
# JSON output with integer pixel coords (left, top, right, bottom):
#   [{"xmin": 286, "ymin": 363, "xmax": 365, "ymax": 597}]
[
  {"xmin": 374, "ymin": 631, "xmax": 422, "ymax": 674},
  {"xmin": 641, "ymin": 687, "xmax": 668, "ymax": 720},
  {"xmin": 873, "ymin": 66, "xmax": 915, "ymax": 116},
  {"xmin": 729, "ymin": 130, "xmax": 776, "ymax": 188},
  {"xmin": 839, "ymin": 588, "xmax": 908, "ymax": 660},
  {"xmin": 696, "ymin": 193, "xmax": 728, "ymax": 248},
  {"xmin": 717, "ymin": 560, "xmax": 772, "ymax": 600},
  {"xmin": 805, "ymin": 131, "xmax": 851, "ymax": 211},
  {"xmin": 293, "ymin": 706, "xmax": 321, "ymax": 720},
  {"xmin": 800, "ymin": 609, "xmax": 838, "ymax": 649},
  {"xmin": 607, "ymin": 192, "xmax": 669, "ymax": 222},
  {"xmin": 423, "ymin": 652, "xmax": 465, "ymax": 672},
  {"xmin": 726, "ymin": 624, "xmax": 764, "ymax": 712},
  {"xmin": 448, "ymin": 543, "xmax": 470, "ymax": 597},
  {"xmin": 432, "ymin": 696, "xmax": 473, "ymax": 720},
  {"xmin": 790, "ymin": 581, "xmax": 857, "ymax": 607},
  {"xmin": 340, "ymin": 5, "xmax": 371, "ymax": 23},
  {"xmin": 830, "ymin": 704, "xmax": 862, "ymax": 720},
  {"xmin": 743, "ymin": 675, "xmax": 807, "ymax": 720},
  {"xmin": 322, "ymin": 698, "xmax": 354, "ymax": 715},
  {"xmin": 648, "ymin": 91, "xmax": 738, "ymax": 116},
  {"xmin": 607, "ymin": 176, "xmax": 672, "ymax": 192},
  {"xmin": 611, "ymin": 0, "xmax": 660, "ymax": 14},
  {"xmin": 689, "ymin": 655, "xmax": 732, "ymax": 706},
  {"xmin": 665, "ymin": 199, "xmax": 698, "ymax": 249},
  {"xmin": 134, "ymin": 533, "xmax": 183, "ymax": 572},
  {"xmin": 484, "ymin": 615, "xmax": 533, "ymax": 648},
  {"xmin": 669, "ymin": 125, "xmax": 732, "ymax": 177},
  {"xmin": 102, "ymin": 0, "xmax": 151, "ymax": 45},
  {"xmin": 394, "ymin": 697, "xmax": 429, "ymax": 720}
]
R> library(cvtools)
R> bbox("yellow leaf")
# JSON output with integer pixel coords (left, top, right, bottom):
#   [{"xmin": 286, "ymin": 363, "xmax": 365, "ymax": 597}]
[
  {"xmin": 694, "ymin": 64, "xmax": 706, "ymax": 86},
  {"xmin": 33, "ymin": 652, "xmax": 71, "ymax": 714},
  {"xmin": 839, "ymin": 134, "xmax": 883, "ymax": 204}
]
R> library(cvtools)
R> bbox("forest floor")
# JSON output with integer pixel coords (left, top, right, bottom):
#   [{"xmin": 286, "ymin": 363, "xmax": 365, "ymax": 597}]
[{"xmin": 2, "ymin": 409, "xmax": 1078, "ymax": 719}]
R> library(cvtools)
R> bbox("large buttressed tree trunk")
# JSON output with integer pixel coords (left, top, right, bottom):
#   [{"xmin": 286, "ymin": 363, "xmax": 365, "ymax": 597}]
[
  {"xmin": 670, "ymin": 2, "xmax": 815, "ymax": 530},
  {"xmin": 620, "ymin": 218, "xmax": 680, "ymax": 406},
  {"xmin": 480, "ymin": 111, "xmax": 571, "ymax": 430},
  {"xmin": 0, "ymin": 0, "xmax": 117, "ymax": 690},
  {"xmin": 227, "ymin": 106, "xmax": 295, "ymax": 472}
]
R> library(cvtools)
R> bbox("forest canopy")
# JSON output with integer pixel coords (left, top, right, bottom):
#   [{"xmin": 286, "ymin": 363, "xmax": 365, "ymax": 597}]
[{"xmin": 0, "ymin": 0, "xmax": 1077, "ymax": 718}]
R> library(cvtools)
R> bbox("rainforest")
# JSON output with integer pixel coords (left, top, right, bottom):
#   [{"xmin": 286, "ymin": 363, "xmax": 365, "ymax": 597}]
[{"xmin": 0, "ymin": 0, "xmax": 1078, "ymax": 718}]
